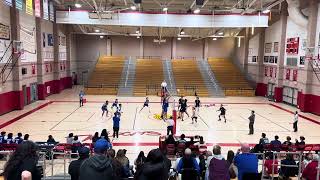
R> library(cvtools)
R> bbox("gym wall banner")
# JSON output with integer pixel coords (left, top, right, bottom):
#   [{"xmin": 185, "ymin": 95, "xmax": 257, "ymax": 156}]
[
  {"xmin": 16, "ymin": 0, "xmax": 23, "ymax": 10},
  {"xmin": 35, "ymin": 0, "xmax": 41, "ymax": 17},
  {"xmin": 43, "ymin": 0, "xmax": 49, "ymax": 20},
  {"xmin": 4, "ymin": 0, "xmax": 12, "ymax": 6},
  {"xmin": 26, "ymin": 0, "xmax": 33, "ymax": 15}
]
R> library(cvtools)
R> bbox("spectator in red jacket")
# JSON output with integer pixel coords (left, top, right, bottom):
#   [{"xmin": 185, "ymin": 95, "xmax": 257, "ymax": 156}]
[
  {"xmin": 263, "ymin": 152, "xmax": 278, "ymax": 178},
  {"xmin": 302, "ymin": 154, "xmax": 319, "ymax": 180}
]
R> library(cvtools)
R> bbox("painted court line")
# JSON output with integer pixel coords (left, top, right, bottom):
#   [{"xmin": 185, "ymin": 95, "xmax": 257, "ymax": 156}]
[{"xmin": 111, "ymin": 142, "xmax": 257, "ymax": 147}]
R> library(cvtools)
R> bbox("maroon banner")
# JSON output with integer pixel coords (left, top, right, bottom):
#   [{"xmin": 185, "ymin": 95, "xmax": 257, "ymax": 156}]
[{"xmin": 35, "ymin": 0, "xmax": 41, "ymax": 17}]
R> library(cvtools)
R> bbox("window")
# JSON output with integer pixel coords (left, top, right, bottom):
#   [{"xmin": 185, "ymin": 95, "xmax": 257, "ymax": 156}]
[
  {"xmin": 264, "ymin": 56, "xmax": 269, "ymax": 63},
  {"xmin": 252, "ymin": 56, "xmax": 257, "ymax": 63},
  {"xmin": 274, "ymin": 56, "xmax": 278, "ymax": 64},
  {"xmin": 269, "ymin": 56, "xmax": 275, "ymax": 63},
  {"xmin": 286, "ymin": 57, "xmax": 298, "ymax": 66}
]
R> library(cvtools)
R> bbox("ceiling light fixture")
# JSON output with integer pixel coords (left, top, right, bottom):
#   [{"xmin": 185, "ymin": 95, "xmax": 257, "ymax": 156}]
[
  {"xmin": 99, "ymin": 35, "xmax": 104, "ymax": 39},
  {"xmin": 193, "ymin": 8, "xmax": 200, "ymax": 14},
  {"xmin": 263, "ymin": 9, "xmax": 270, "ymax": 13},
  {"xmin": 163, "ymin": 7, "xmax": 168, "ymax": 12},
  {"xmin": 218, "ymin": 32, "xmax": 223, "ymax": 35},
  {"xmin": 131, "ymin": 5, "xmax": 137, "ymax": 10},
  {"xmin": 95, "ymin": 29, "xmax": 100, "ymax": 33},
  {"xmin": 137, "ymin": 36, "xmax": 140, "ymax": 39},
  {"xmin": 75, "ymin": 3, "xmax": 82, "ymax": 8},
  {"xmin": 177, "ymin": 37, "xmax": 181, "ymax": 40},
  {"xmin": 212, "ymin": 38, "xmax": 217, "ymax": 41},
  {"xmin": 136, "ymin": 28, "xmax": 140, "ymax": 34}
]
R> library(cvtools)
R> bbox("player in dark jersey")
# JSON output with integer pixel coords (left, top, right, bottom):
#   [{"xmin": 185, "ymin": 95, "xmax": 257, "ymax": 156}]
[
  {"xmin": 180, "ymin": 99, "xmax": 189, "ymax": 121},
  {"xmin": 178, "ymin": 96, "xmax": 184, "ymax": 119},
  {"xmin": 217, "ymin": 104, "xmax": 227, "ymax": 123},
  {"xmin": 111, "ymin": 99, "xmax": 119, "ymax": 110},
  {"xmin": 161, "ymin": 98, "xmax": 169, "ymax": 120},
  {"xmin": 139, "ymin": 97, "xmax": 151, "ymax": 113},
  {"xmin": 101, "ymin": 100, "xmax": 109, "ymax": 117},
  {"xmin": 195, "ymin": 96, "xmax": 201, "ymax": 112}
]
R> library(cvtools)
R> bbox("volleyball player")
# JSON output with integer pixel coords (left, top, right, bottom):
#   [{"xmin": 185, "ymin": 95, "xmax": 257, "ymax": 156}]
[
  {"xmin": 191, "ymin": 107, "xmax": 198, "ymax": 124},
  {"xmin": 139, "ymin": 97, "xmax": 151, "ymax": 113},
  {"xmin": 101, "ymin": 101, "xmax": 109, "ymax": 117},
  {"xmin": 180, "ymin": 99, "xmax": 189, "ymax": 121},
  {"xmin": 161, "ymin": 98, "xmax": 169, "ymax": 120},
  {"xmin": 178, "ymin": 96, "xmax": 184, "ymax": 119},
  {"xmin": 111, "ymin": 99, "xmax": 119, "ymax": 110},
  {"xmin": 217, "ymin": 104, "xmax": 226, "ymax": 123},
  {"xmin": 195, "ymin": 96, "xmax": 201, "ymax": 112}
]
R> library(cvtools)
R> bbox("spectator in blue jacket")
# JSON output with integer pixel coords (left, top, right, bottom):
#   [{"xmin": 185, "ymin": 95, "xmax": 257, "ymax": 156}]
[
  {"xmin": 234, "ymin": 143, "xmax": 258, "ymax": 180},
  {"xmin": 113, "ymin": 112, "xmax": 121, "ymax": 139}
]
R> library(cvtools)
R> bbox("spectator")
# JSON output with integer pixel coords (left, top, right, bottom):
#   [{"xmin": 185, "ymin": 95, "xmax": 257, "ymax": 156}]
[
  {"xmin": 79, "ymin": 139, "xmax": 114, "ymax": 179},
  {"xmin": 226, "ymin": 150, "xmax": 237, "ymax": 179},
  {"xmin": 177, "ymin": 148, "xmax": 200, "ymax": 180},
  {"xmin": 3, "ymin": 141, "xmax": 41, "ymax": 180},
  {"xmin": 279, "ymin": 154, "xmax": 298, "ymax": 179},
  {"xmin": 72, "ymin": 136, "xmax": 81, "ymax": 144},
  {"xmin": 135, "ymin": 151, "xmax": 147, "ymax": 171},
  {"xmin": 175, "ymin": 153, "xmax": 183, "ymax": 170},
  {"xmin": 68, "ymin": 147, "xmax": 90, "ymax": 180},
  {"xmin": 92, "ymin": 132, "xmax": 100, "ymax": 144},
  {"xmin": 301, "ymin": 153, "xmax": 313, "ymax": 171},
  {"xmin": 47, "ymin": 135, "xmax": 56, "ymax": 144},
  {"xmin": 177, "ymin": 134, "xmax": 187, "ymax": 144},
  {"xmin": 14, "ymin": 133, "xmax": 23, "ymax": 144},
  {"xmin": 270, "ymin": 135, "xmax": 282, "ymax": 151},
  {"xmin": 207, "ymin": 145, "xmax": 229, "ymax": 180},
  {"xmin": 263, "ymin": 152, "xmax": 278, "ymax": 178},
  {"xmin": 107, "ymin": 149, "xmax": 126, "ymax": 179},
  {"xmin": 165, "ymin": 134, "xmax": 176, "ymax": 145},
  {"xmin": 135, "ymin": 148, "xmax": 170, "ymax": 180},
  {"xmin": 66, "ymin": 133, "xmax": 73, "ymax": 144},
  {"xmin": 302, "ymin": 154, "xmax": 320, "ymax": 180},
  {"xmin": 23, "ymin": 134, "xmax": 30, "ymax": 141},
  {"xmin": 186, "ymin": 137, "xmax": 195, "ymax": 148},
  {"xmin": 194, "ymin": 136, "xmax": 205, "ymax": 147},
  {"xmin": 113, "ymin": 113, "xmax": 121, "ymax": 139},
  {"xmin": 259, "ymin": 133, "xmax": 269, "ymax": 145},
  {"xmin": 115, "ymin": 149, "xmax": 131, "ymax": 177},
  {"xmin": 283, "ymin": 136, "xmax": 292, "ymax": 146},
  {"xmin": 234, "ymin": 143, "xmax": 258, "ymax": 180},
  {"xmin": 0, "ymin": 131, "xmax": 6, "ymax": 143},
  {"xmin": 100, "ymin": 129, "xmax": 110, "ymax": 142},
  {"xmin": 21, "ymin": 171, "xmax": 32, "ymax": 180},
  {"xmin": 6, "ymin": 133, "xmax": 14, "ymax": 144},
  {"xmin": 295, "ymin": 136, "xmax": 306, "ymax": 146},
  {"xmin": 199, "ymin": 155, "xmax": 206, "ymax": 180}
]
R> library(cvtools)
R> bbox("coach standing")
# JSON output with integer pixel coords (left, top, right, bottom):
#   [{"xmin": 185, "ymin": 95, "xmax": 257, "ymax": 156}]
[
  {"xmin": 79, "ymin": 91, "xmax": 85, "ymax": 107},
  {"xmin": 248, "ymin": 111, "xmax": 255, "ymax": 135},
  {"xmin": 293, "ymin": 111, "xmax": 298, "ymax": 132},
  {"xmin": 113, "ymin": 112, "xmax": 121, "ymax": 139}
]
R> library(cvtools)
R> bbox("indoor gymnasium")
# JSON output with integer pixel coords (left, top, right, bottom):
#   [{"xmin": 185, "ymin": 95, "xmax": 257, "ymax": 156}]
[{"xmin": 0, "ymin": 0, "xmax": 319, "ymax": 179}]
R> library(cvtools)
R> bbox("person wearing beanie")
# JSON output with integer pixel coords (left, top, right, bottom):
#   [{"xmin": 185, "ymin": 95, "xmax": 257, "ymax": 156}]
[
  {"xmin": 68, "ymin": 147, "xmax": 90, "ymax": 180},
  {"xmin": 79, "ymin": 139, "xmax": 114, "ymax": 180}
]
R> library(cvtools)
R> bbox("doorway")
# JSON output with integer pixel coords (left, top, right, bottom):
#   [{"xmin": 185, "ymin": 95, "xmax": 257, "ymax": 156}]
[
  {"xmin": 22, "ymin": 85, "xmax": 28, "ymax": 106},
  {"xmin": 283, "ymin": 86, "xmax": 298, "ymax": 106},
  {"xmin": 82, "ymin": 71, "xmax": 88, "ymax": 86},
  {"xmin": 267, "ymin": 83, "xmax": 275, "ymax": 97}
]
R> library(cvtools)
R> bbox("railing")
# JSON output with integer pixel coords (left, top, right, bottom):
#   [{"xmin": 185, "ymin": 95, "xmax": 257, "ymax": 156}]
[
  {"xmin": 146, "ymin": 84, "xmax": 161, "ymax": 95},
  {"xmin": 309, "ymin": 59, "xmax": 320, "ymax": 82},
  {"xmin": 136, "ymin": 56, "xmax": 162, "ymax": 59},
  {"xmin": 174, "ymin": 56, "xmax": 196, "ymax": 60},
  {"xmin": 0, "ymin": 41, "xmax": 21, "ymax": 84},
  {"xmin": 85, "ymin": 84, "xmax": 119, "ymax": 90}
]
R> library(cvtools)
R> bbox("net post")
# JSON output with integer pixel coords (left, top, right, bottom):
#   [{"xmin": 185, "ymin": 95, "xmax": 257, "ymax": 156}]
[{"xmin": 172, "ymin": 99, "xmax": 177, "ymax": 135}]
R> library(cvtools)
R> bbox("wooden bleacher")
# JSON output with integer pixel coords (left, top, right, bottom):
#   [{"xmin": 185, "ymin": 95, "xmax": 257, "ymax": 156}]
[
  {"xmin": 133, "ymin": 59, "xmax": 164, "ymax": 96},
  {"xmin": 85, "ymin": 56, "xmax": 125, "ymax": 95},
  {"xmin": 171, "ymin": 59, "xmax": 209, "ymax": 97},
  {"xmin": 208, "ymin": 58, "xmax": 255, "ymax": 96}
]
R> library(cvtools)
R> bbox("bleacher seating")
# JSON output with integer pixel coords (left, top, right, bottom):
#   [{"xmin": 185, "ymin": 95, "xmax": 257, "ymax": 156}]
[
  {"xmin": 133, "ymin": 59, "xmax": 164, "ymax": 96},
  {"xmin": 171, "ymin": 59, "xmax": 209, "ymax": 97},
  {"xmin": 85, "ymin": 56, "xmax": 125, "ymax": 95},
  {"xmin": 208, "ymin": 58, "xmax": 255, "ymax": 96}
]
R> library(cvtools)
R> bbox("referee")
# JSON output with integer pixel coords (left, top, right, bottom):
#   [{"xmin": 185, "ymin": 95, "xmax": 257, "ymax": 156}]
[{"xmin": 166, "ymin": 116, "xmax": 175, "ymax": 135}]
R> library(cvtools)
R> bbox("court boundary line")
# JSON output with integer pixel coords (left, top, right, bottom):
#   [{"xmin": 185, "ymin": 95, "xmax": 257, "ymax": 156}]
[
  {"xmin": 1, "ymin": 101, "xmax": 320, "ymax": 131},
  {"xmin": 111, "ymin": 142, "xmax": 256, "ymax": 147}
]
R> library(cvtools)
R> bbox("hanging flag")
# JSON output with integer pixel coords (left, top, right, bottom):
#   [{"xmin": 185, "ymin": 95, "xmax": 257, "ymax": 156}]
[
  {"xmin": 4, "ymin": 0, "xmax": 13, "ymax": 6},
  {"xmin": 43, "ymin": 0, "xmax": 49, "ymax": 20},
  {"xmin": 49, "ymin": 1, "xmax": 54, "ymax": 21},
  {"xmin": 16, "ymin": 0, "xmax": 23, "ymax": 10},
  {"xmin": 35, "ymin": 0, "xmax": 41, "ymax": 17},
  {"xmin": 26, "ymin": 0, "xmax": 33, "ymax": 15}
]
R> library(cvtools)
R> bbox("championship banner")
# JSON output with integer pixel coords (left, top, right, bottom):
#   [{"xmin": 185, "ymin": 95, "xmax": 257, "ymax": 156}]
[
  {"xmin": 26, "ymin": 0, "xmax": 33, "ymax": 15},
  {"xmin": 16, "ymin": 0, "xmax": 23, "ymax": 10},
  {"xmin": 43, "ymin": 0, "xmax": 49, "ymax": 20},
  {"xmin": 49, "ymin": 1, "xmax": 54, "ymax": 21},
  {"xmin": 35, "ymin": 0, "xmax": 41, "ymax": 17},
  {"xmin": 0, "ymin": 23, "xmax": 10, "ymax": 40},
  {"xmin": 4, "ymin": 0, "xmax": 13, "ymax": 6}
]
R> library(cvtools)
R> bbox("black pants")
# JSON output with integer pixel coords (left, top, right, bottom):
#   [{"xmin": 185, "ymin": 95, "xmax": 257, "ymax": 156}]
[
  {"xmin": 167, "ymin": 126, "xmax": 173, "ymax": 135},
  {"xmin": 113, "ymin": 127, "xmax": 119, "ymax": 138},
  {"xmin": 249, "ymin": 123, "xmax": 254, "ymax": 134},
  {"xmin": 79, "ymin": 99, "xmax": 83, "ymax": 107},
  {"xmin": 293, "ymin": 121, "xmax": 298, "ymax": 132}
]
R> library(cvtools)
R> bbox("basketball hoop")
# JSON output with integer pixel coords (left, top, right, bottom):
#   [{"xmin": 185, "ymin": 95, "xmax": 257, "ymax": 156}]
[
  {"xmin": 12, "ymin": 41, "xmax": 24, "ymax": 54},
  {"xmin": 305, "ymin": 47, "xmax": 315, "ymax": 60}
]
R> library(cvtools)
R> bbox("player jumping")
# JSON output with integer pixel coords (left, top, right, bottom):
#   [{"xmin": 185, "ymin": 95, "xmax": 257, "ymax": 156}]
[{"xmin": 139, "ymin": 97, "xmax": 151, "ymax": 113}]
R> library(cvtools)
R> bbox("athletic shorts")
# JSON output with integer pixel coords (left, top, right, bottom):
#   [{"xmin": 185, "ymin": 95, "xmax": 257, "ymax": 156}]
[
  {"xmin": 143, "ymin": 104, "xmax": 149, "ymax": 107},
  {"xmin": 163, "ymin": 107, "xmax": 168, "ymax": 112},
  {"xmin": 180, "ymin": 108, "xmax": 186, "ymax": 112}
]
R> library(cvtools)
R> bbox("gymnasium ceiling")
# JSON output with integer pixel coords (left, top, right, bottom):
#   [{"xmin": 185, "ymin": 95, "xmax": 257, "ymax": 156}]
[{"xmin": 60, "ymin": 0, "xmax": 286, "ymax": 39}]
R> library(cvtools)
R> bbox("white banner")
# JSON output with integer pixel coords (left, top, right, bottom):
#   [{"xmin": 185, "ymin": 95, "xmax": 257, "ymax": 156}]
[{"xmin": 43, "ymin": 0, "xmax": 49, "ymax": 20}]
